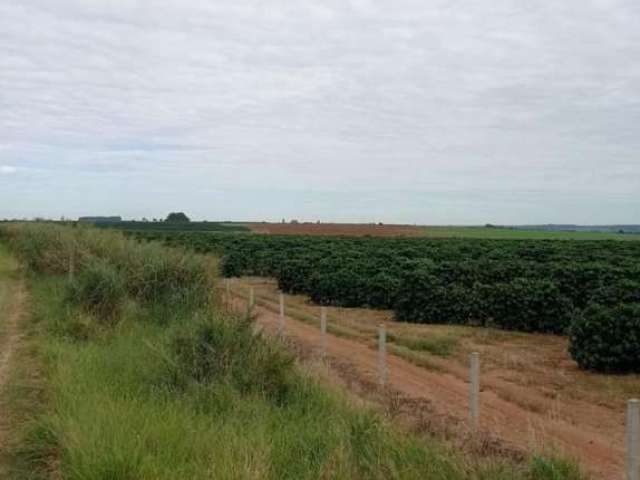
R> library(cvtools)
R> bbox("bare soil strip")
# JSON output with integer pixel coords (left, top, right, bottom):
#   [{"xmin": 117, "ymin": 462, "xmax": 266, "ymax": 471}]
[
  {"xmin": 246, "ymin": 222, "xmax": 425, "ymax": 237},
  {"xmin": 229, "ymin": 291, "xmax": 623, "ymax": 480}
]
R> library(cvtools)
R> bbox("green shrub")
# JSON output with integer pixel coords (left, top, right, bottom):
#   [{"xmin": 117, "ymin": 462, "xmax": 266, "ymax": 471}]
[
  {"xmin": 569, "ymin": 303, "xmax": 640, "ymax": 372},
  {"xmin": 170, "ymin": 314, "xmax": 294, "ymax": 401},
  {"xmin": 66, "ymin": 258, "xmax": 126, "ymax": 321},
  {"xmin": 394, "ymin": 269, "xmax": 473, "ymax": 325},
  {"xmin": 474, "ymin": 279, "xmax": 574, "ymax": 334}
]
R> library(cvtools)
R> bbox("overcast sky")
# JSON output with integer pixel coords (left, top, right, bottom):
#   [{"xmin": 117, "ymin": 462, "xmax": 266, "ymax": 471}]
[{"xmin": 1, "ymin": 0, "xmax": 638, "ymax": 224}]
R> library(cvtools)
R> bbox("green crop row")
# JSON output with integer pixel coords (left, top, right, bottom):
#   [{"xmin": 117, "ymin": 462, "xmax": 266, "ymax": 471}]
[{"xmin": 94, "ymin": 220, "xmax": 250, "ymax": 233}]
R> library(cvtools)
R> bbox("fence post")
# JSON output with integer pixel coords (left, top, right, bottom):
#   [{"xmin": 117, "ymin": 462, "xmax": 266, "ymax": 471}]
[
  {"xmin": 279, "ymin": 293, "xmax": 285, "ymax": 336},
  {"xmin": 320, "ymin": 306, "xmax": 327, "ymax": 358},
  {"xmin": 378, "ymin": 323, "xmax": 387, "ymax": 387},
  {"xmin": 68, "ymin": 249, "xmax": 75, "ymax": 282},
  {"xmin": 249, "ymin": 287, "xmax": 254, "ymax": 308},
  {"xmin": 628, "ymin": 399, "xmax": 640, "ymax": 480},
  {"xmin": 469, "ymin": 352, "xmax": 480, "ymax": 431}
]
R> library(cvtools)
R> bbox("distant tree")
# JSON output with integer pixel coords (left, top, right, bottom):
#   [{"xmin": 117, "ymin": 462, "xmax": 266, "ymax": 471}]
[{"xmin": 165, "ymin": 212, "xmax": 191, "ymax": 223}]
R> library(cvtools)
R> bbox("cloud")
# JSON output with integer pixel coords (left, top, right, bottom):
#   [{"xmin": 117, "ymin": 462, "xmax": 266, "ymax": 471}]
[
  {"xmin": 0, "ymin": 165, "xmax": 17, "ymax": 175},
  {"xmin": 0, "ymin": 0, "xmax": 639, "ymax": 222}
]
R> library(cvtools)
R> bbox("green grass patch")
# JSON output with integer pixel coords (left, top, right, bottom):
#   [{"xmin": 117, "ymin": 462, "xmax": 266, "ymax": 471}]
[
  {"xmin": 387, "ymin": 333, "xmax": 458, "ymax": 357},
  {"xmin": 420, "ymin": 226, "xmax": 638, "ymax": 240}
]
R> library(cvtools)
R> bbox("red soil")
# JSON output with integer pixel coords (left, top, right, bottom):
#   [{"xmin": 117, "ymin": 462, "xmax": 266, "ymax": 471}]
[
  {"xmin": 246, "ymin": 222, "xmax": 424, "ymax": 237},
  {"xmin": 229, "ymin": 291, "xmax": 625, "ymax": 480}
]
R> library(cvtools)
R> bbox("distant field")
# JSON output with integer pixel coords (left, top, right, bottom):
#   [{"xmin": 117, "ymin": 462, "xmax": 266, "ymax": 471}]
[
  {"xmin": 246, "ymin": 222, "xmax": 424, "ymax": 236},
  {"xmin": 420, "ymin": 226, "xmax": 640, "ymax": 240},
  {"xmin": 93, "ymin": 221, "xmax": 250, "ymax": 233},
  {"xmin": 246, "ymin": 222, "xmax": 640, "ymax": 240}
]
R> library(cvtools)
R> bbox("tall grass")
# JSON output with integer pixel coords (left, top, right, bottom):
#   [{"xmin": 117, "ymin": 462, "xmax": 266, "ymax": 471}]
[
  {"xmin": 0, "ymin": 224, "xmax": 587, "ymax": 480},
  {"xmin": 1, "ymin": 223, "xmax": 216, "ymax": 312}
]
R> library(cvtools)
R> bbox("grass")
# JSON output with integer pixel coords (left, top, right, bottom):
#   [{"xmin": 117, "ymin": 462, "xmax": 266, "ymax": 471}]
[
  {"xmin": 9, "ymin": 274, "xmax": 585, "ymax": 480},
  {"xmin": 0, "ymin": 244, "xmax": 14, "ymax": 340},
  {"xmin": 420, "ymin": 226, "xmax": 639, "ymax": 240},
  {"xmin": 0, "ymin": 224, "xmax": 588, "ymax": 479},
  {"xmin": 242, "ymin": 288, "xmax": 370, "ymax": 341},
  {"xmin": 0, "ymin": 243, "xmax": 48, "ymax": 478},
  {"xmin": 387, "ymin": 345, "xmax": 447, "ymax": 373},
  {"xmin": 386, "ymin": 333, "xmax": 458, "ymax": 357}
]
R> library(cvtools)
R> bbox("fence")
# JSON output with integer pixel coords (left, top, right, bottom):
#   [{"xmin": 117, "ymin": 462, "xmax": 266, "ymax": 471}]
[{"xmin": 224, "ymin": 279, "xmax": 637, "ymax": 479}]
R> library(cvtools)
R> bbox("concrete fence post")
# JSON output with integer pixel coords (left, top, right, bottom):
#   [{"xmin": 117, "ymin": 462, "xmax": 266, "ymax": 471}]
[
  {"xmin": 279, "ymin": 293, "xmax": 285, "ymax": 336},
  {"xmin": 469, "ymin": 352, "xmax": 480, "ymax": 431},
  {"xmin": 248, "ymin": 287, "xmax": 255, "ymax": 310},
  {"xmin": 320, "ymin": 307, "xmax": 327, "ymax": 358},
  {"xmin": 378, "ymin": 324, "xmax": 387, "ymax": 387},
  {"xmin": 628, "ymin": 399, "xmax": 640, "ymax": 480}
]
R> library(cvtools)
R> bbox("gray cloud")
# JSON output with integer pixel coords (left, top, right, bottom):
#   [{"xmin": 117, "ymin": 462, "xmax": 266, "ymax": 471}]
[{"xmin": 0, "ymin": 0, "xmax": 638, "ymax": 222}]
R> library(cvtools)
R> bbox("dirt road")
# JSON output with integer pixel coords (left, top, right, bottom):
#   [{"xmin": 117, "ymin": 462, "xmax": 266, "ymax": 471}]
[
  {"xmin": 229, "ymin": 289, "xmax": 624, "ymax": 480},
  {"xmin": 0, "ymin": 249, "xmax": 26, "ymax": 475}
]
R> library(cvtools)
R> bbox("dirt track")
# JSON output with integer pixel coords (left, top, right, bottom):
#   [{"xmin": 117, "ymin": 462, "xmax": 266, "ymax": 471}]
[
  {"xmin": 0, "ymin": 252, "xmax": 26, "ymax": 475},
  {"xmin": 229, "ymin": 291, "xmax": 624, "ymax": 480}
]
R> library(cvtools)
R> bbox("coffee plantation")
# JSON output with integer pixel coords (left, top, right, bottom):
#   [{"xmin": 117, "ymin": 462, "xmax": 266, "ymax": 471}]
[{"xmin": 130, "ymin": 231, "xmax": 640, "ymax": 372}]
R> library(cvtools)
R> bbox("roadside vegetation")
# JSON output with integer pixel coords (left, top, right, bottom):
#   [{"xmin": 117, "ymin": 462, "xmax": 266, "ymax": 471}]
[{"xmin": 0, "ymin": 223, "xmax": 587, "ymax": 479}]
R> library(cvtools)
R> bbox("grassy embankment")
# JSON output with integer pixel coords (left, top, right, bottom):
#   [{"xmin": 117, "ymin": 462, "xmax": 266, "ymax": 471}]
[{"xmin": 0, "ymin": 223, "xmax": 586, "ymax": 479}]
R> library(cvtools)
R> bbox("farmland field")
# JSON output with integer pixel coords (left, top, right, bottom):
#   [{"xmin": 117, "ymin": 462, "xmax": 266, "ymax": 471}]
[
  {"xmin": 225, "ymin": 275, "xmax": 640, "ymax": 477},
  {"xmin": 93, "ymin": 220, "xmax": 250, "ymax": 233},
  {"xmin": 90, "ymin": 220, "xmax": 640, "ymax": 240},
  {"xmin": 245, "ymin": 222, "xmax": 640, "ymax": 240},
  {"xmin": 246, "ymin": 222, "xmax": 426, "ymax": 236},
  {"xmin": 419, "ymin": 226, "xmax": 640, "ymax": 240},
  {"xmin": 0, "ymin": 223, "xmax": 590, "ymax": 480},
  {"xmin": 231, "ymin": 275, "xmax": 640, "ymax": 403}
]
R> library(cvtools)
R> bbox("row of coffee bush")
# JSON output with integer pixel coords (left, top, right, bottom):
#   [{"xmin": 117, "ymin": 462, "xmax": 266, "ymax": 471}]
[{"xmin": 130, "ymin": 231, "xmax": 640, "ymax": 372}]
